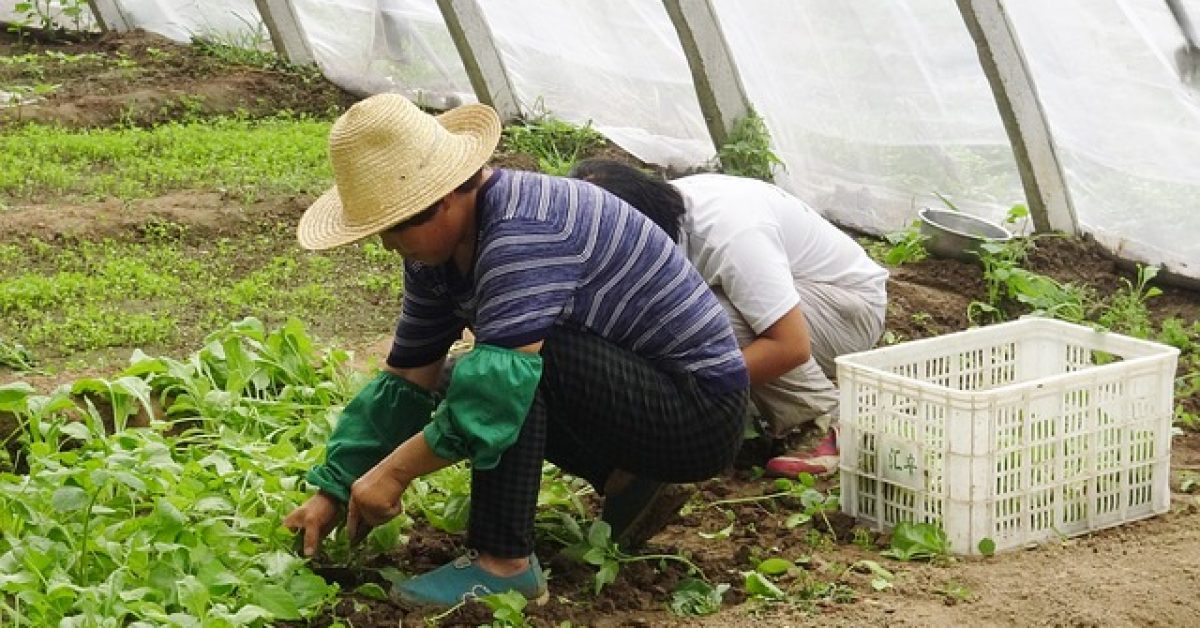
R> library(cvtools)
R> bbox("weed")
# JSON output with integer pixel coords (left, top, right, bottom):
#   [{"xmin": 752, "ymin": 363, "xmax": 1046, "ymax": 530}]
[
  {"xmin": 1096, "ymin": 264, "xmax": 1162, "ymax": 338},
  {"xmin": 743, "ymin": 564, "xmax": 857, "ymax": 609},
  {"xmin": 1181, "ymin": 472, "xmax": 1199, "ymax": 493},
  {"xmin": 968, "ymin": 237, "xmax": 1092, "ymax": 325},
  {"xmin": 940, "ymin": 580, "xmax": 974, "ymax": 605},
  {"xmin": 716, "ymin": 110, "xmax": 783, "ymax": 182},
  {"xmin": 188, "ymin": 12, "xmax": 286, "ymax": 72},
  {"xmin": 144, "ymin": 47, "xmax": 172, "ymax": 63},
  {"xmin": 0, "ymin": 337, "xmax": 38, "ymax": 372},
  {"xmin": 1158, "ymin": 317, "xmax": 1200, "ymax": 352},
  {"xmin": 501, "ymin": 117, "xmax": 606, "ymax": 176},
  {"xmin": 192, "ymin": 37, "xmax": 281, "ymax": 70},
  {"xmin": 851, "ymin": 527, "xmax": 874, "ymax": 551},
  {"xmin": 864, "ymin": 221, "xmax": 928, "ymax": 266}
]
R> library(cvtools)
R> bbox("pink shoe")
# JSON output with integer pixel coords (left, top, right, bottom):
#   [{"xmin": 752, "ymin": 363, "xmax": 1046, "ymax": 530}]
[{"xmin": 765, "ymin": 429, "xmax": 839, "ymax": 478}]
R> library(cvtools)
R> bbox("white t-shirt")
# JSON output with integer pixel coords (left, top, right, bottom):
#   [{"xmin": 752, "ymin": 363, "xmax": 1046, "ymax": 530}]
[{"xmin": 674, "ymin": 174, "xmax": 888, "ymax": 334}]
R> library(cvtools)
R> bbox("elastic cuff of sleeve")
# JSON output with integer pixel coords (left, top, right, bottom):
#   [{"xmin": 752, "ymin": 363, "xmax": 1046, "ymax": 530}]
[
  {"xmin": 305, "ymin": 466, "xmax": 350, "ymax": 503},
  {"xmin": 422, "ymin": 415, "xmax": 466, "ymax": 465}
]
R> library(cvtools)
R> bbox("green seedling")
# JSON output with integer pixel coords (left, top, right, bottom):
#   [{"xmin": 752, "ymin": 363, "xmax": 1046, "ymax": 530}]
[
  {"xmin": 0, "ymin": 321, "xmax": 350, "ymax": 625},
  {"xmin": 669, "ymin": 578, "xmax": 729, "ymax": 617},
  {"xmin": 479, "ymin": 590, "xmax": 531, "ymax": 627},
  {"xmin": 0, "ymin": 318, "xmax": 609, "ymax": 624},
  {"xmin": 0, "ymin": 117, "xmax": 332, "ymax": 203},
  {"xmin": 940, "ymin": 580, "xmax": 974, "ymax": 604},
  {"xmin": 716, "ymin": 109, "xmax": 784, "ymax": 182},
  {"xmin": 864, "ymin": 220, "xmax": 928, "ymax": 266},
  {"xmin": 844, "ymin": 560, "xmax": 894, "ymax": 591},
  {"xmin": 881, "ymin": 521, "xmax": 950, "ymax": 561},
  {"xmin": 707, "ymin": 472, "xmax": 839, "ymax": 532},
  {"xmin": 743, "ymin": 562, "xmax": 856, "ymax": 608},
  {"xmin": 1096, "ymin": 264, "xmax": 1161, "ymax": 338},
  {"xmin": 969, "ymin": 237, "xmax": 1092, "ymax": 325},
  {"xmin": 556, "ymin": 518, "xmax": 705, "ymax": 594}
]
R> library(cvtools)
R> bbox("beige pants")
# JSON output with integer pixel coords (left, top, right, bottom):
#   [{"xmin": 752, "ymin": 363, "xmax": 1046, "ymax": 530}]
[{"xmin": 714, "ymin": 283, "xmax": 884, "ymax": 439}]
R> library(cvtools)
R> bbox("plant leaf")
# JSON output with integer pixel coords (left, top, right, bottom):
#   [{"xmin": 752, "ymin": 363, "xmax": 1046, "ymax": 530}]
[
  {"xmin": 756, "ymin": 557, "xmax": 792, "ymax": 576},
  {"xmin": 744, "ymin": 572, "xmax": 785, "ymax": 599}
]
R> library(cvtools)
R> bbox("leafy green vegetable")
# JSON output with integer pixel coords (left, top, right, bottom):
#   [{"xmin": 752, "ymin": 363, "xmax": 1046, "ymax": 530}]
[
  {"xmin": 669, "ymin": 578, "xmax": 728, "ymax": 616},
  {"xmin": 881, "ymin": 521, "xmax": 950, "ymax": 561}
]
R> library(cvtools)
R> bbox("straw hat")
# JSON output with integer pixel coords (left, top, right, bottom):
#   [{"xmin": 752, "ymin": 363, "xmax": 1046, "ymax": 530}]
[{"xmin": 297, "ymin": 94, "xmax": 501, "ymax": 250}]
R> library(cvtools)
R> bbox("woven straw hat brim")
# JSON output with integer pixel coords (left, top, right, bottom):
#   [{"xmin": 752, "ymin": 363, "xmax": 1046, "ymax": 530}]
[{"xmin": 297, "ymin": 102, "xmax": 501, "ymax": 251}]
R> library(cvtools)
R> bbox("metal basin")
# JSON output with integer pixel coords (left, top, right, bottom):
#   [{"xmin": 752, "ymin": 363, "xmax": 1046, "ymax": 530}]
[{"xmin": 917, "ymin": 207, "xmax": 1013, "ymax": 261}]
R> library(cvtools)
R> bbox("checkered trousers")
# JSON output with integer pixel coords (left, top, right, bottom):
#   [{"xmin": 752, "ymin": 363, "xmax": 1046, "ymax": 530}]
[{"xmin": 468, "ymin": 325, "xmax": 748, "ymax": 557}]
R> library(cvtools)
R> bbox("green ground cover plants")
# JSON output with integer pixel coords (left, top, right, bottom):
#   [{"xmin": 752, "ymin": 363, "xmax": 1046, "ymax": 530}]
[
  {"xmin": 500, "ymin": 116, "xmax": 607, "ymax": 176},
  {"xmin": 0, "ymin": 229, "xmax": 406, "ymax": 369},
  {"xmin": 0, "ymin": 116, "xmax": 332, "ymax": 203},
  {"xmin": 0, "ymin": 318, "xmax": 670, "ymax": 625}
]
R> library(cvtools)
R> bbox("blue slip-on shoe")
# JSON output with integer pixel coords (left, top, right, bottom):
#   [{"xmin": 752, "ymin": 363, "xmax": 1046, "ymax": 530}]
[{"xmin": 391, "ymin": 550, "xmax": 548, "ymax": 608}]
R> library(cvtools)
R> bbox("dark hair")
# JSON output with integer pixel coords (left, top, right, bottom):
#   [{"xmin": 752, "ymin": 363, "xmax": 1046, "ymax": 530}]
[
  {"xmin": 568, "ymin": 159, "xmax": 685, "ymax": 242},
  {"xmin": 386, "ymin": 168, "xmax": 486, "ymax": 232}
]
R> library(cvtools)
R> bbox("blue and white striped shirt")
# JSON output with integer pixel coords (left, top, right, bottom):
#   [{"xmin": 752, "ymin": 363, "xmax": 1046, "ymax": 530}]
[{"xmin": 387, "ymin": 169, "xmax": 747, "ymax": 393}]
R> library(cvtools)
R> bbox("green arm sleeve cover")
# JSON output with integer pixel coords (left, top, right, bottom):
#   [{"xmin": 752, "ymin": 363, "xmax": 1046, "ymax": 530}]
[
  {"xmin": 423, "ymin": 344, "xmax": 544, "ymax": 470},
  {"xmin": 306, "ymin": 371, "xmax": 437, "ymax": 502}
]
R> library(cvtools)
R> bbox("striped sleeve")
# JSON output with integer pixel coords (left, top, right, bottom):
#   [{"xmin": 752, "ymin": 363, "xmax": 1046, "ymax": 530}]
[
  {"xmin": 386, "ymin": 264, "xmax": 466, "ymax": 368},
  {"xmin": 471, "ymin": 216, "xmax": 585, "ymax": 348}
]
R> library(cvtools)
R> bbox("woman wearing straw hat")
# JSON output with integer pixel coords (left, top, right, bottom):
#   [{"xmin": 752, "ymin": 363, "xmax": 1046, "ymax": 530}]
[{"xmin": 283, "ymin": 94, "xmax": 749, "ymax": 607}]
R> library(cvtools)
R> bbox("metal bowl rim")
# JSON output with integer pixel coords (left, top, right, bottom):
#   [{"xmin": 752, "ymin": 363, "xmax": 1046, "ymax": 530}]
[{"xmin": 918, "ymin": 207, "xmax": 1013, "ymax": 242}]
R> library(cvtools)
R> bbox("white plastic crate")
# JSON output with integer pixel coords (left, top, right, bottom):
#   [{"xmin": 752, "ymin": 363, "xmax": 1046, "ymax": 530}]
[{"xmin": 837, "ymin": 318, "xmax": 1179, "ymax": 555}]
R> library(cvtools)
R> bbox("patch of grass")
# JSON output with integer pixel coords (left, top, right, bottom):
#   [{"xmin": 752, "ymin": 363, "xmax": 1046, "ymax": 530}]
[
  {"xmin": 0, "ymin": 116, "xmax": 332, "ymax": 204},
  {"xmin": 192, "ymin": 37, "xmax": 280, "ymax": 70},
  {"xmin": 190, "ymin": 36, "xmax": 325, "ymax": 85},
  {"xmin": 0, "ymin": 224, "xmax": 407, "ymax": 366},
  {"xmin": 501, "ymin": 117, "xmax": 607, "ymax": 176}
]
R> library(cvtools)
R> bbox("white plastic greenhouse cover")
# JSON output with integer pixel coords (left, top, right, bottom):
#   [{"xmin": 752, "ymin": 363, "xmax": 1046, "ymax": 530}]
[{"xmin": 9, "ymin": 0, "xmax": 1200, "ymax": 281}]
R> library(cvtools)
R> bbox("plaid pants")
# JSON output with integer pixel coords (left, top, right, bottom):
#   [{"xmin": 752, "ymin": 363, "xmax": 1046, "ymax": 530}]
[{"xmin": 467, "ymin": 325, "xmax": 748, "ymax": 557}]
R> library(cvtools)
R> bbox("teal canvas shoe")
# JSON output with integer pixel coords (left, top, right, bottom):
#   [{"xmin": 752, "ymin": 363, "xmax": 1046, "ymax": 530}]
[{"xmin": 391, "ymin": 550, "xmax": 548, "ymax": 608}]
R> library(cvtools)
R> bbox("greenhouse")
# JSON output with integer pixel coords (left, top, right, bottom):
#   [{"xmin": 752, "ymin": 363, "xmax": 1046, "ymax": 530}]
[{"xmin": 1, "ymin": 0, "xmax": 1198, "ymax": 625}]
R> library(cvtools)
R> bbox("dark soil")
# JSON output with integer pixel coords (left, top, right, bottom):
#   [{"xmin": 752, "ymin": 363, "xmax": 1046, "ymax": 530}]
[{"xmin": 0, "ymin": 29, "xmax": 354, "ymax": 127}]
